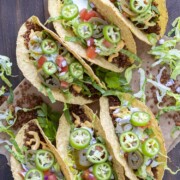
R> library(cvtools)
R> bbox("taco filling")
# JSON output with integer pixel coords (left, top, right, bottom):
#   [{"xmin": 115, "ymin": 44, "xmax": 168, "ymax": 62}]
[
  {"xmin": 23, "ymin": 21, "xmax": 101, "ymax": 100},
  {"xmin": 65, "ymin": 105, "xmax": 116, "ymax": 179},
  {"xmin": 57, "ymin": 0, "xmax": 132, "ymax": 66},
  {"xmin": 108, "ymin": 96, "xmax": 162, "ymax": 179},
  {"xmin": 10, "ymin": 121, "xmax": 64, "ymax": 180},
  {"xmin": 112, "ymin": 0, "xmax": 161, "ymax": 35}
]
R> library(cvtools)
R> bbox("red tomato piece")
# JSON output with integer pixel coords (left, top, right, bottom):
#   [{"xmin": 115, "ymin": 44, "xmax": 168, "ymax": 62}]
[
  {"xmin": 84, "ymin": 10, "xmax": 99, "ymax": 21},
  {"xmin": 86, "ymin": 46, "xmax": 97, "ymax": 59},
  {"xmin": 61, "ymin": 66, "xmax": 68, "ymax": 72},
  {"xmin": 56, "ymin": 55, "xmax": 65, "ymax": 68},
  {"xmin": 81, "ymin": 170, "xmax": 96, "ymax": 180},
  {"xmin": 44, "ymin": 170, "xmax": 52, "ymax": 177},
  {"xmin": 38, "ymin": 56, "xmax": 47, "ymax": 68},
  {"xmin": 48, "ymin": 174, "xmax": 57, "ymax": 180},
  {"xmin": 87, "ymin": 38, "xmax": 94, "ymax": 46},
  {"xmin": 103, "ymin": 40, "xmax": 113, "ymax": 48},
  {"xmin": 80, "ymin": 8, "xmax": 88, "ymax": 20},
  {"xmin": 60, "ymin": 81, "xmax": 69, "ymax": 89}
]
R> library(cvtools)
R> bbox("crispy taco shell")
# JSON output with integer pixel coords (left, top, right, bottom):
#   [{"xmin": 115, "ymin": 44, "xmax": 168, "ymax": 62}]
[
  {"xmin": 48, "ymin": 0, "xmax": 137, "ymax": 73},
  {"xmin": 99, "ymin": 94, "xmax": 167, "ymax": 180},
  {"xmin": 10, "ymin": 119, "xmax": 71, "ymax": 180},
  {"xmin": 91, "ymin": 0, "xmax": 168, "ymax": 45},
  {"xmin": 16, "ymin": 16, "xmax": 106, "ymax": 105},
  {"xmin": 56, "ymin": 105, "xmax": 125, "ymax": 180}
]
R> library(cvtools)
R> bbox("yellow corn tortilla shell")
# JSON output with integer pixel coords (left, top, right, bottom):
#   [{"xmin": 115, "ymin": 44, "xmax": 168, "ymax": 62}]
[
  {"xmin": 16, "ymin": 16, "xmax": 106, "ymax": 105},
  {"xmin": 48, "ymin": 0, "xmax": 137, "ymax": 73},
  {"xmin": 91, "ymin": 0, "xmax": 168, "ymax": 45},
  {"xmin": 99, "ymin": 94, "xmax": 167, "ymax": 180},
  {"xmin": 10, "ymin": 119, "xmax": 71, "ymax": 180},
  {"xmin": 56, "ymin": 105, "xmax": 125, "ymax": 180}
]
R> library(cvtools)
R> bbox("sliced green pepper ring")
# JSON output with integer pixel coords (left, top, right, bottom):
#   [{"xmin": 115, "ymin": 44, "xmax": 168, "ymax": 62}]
[
  {"xmin": 103, "ymin": 25, "xmax": 121, "ymax": 43},
  {"xmin": 120, "ymin": 131, "xmax": 140, "ymax": 152},
  {"xmin": 25, "ymin": 169, "xmax": 44, "ymax": 180},
  {"xmin": 69, "ymin": 62, "xmax": 84, "ymax": 78},
  {"xmin": 130, "ymin": 0, "xmax": 151, "ymax": 14},
  {"xmin": 77, "ymin": 23, "xmax": 93, "ymax": 39},
  {"xmin": 142, "ymin": 138, "xmax": 160, "ymax": 157},
  {"xmin": 93, "ymin": 163, "xmax": 112, "ymax": 180},
  {"xmin": 70, "ymin": 128, "xmax": 91, "ymax": 150},
  {"xmin": 130, "ymin": 111, "xmax": 150, "ymax": 127},
  {"xmin": 61, "ymin": 4, "xmax": 79, "ymax": 20},
  {"xmin": 86, "ymin": 143, "xmax": 108, "ymax": 164},
  {"xmin": 42, "ymin": 62, "xmax": 57, "ymax": 75},
  {"xmin": 35, "ymin": 150, "xmax": 55, "ymax": 171},
  {"xmin": 41, "ymin": 39, "xmax": 58, "ymax": 54}
]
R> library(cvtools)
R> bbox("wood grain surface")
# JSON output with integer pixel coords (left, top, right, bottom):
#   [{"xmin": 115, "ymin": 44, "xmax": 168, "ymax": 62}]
[{"xmin": 0, "ymin": 0, "xmax": 179, "ymax": 179}]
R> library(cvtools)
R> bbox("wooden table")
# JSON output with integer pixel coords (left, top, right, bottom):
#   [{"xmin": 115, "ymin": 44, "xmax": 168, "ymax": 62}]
[{"xmin": 0, "ymin": 0, "xmax": 179, "ymax": 179}]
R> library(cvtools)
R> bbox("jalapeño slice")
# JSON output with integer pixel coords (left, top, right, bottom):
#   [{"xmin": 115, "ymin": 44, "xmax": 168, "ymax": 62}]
[
  {"xmin": 77, "ymin": 23, "xmax": 93, "ymax": 39},
  {"xmin": 86, "ymin": 143, "xmax": 108, "ymax": 164},
  {"xmin": 70, "ymin": 128, "xmax": 91, "ymax": 150},
  {"xmin": 69, "ymin": 62, "xmax": 84, "ymax": 78},
  {"xmin": 103, "ymin": 25, "xmax": 121, "ymax": 43},
  {"xmin": 127, "ymin": 151, "xmax": 144, "ymax": 170},
  {"xmin": 42, "ymin": 62, "xmax": 57, "ymax": 75},
  {"xmin": 130, "ymin": 0, "xmax": 151, "ymax": 14},
  {"xmin": 130, "ymin": 111, "xmax": 150, "ymax": 127},
  {"xmin": 41, "ymin": 39, "xmax": 58, "ymax": 54},
  {"xmin": 25, "ymin": 169, "xmax": 44, "ymax": 180},
  {"xmin": 61, "ymin": 4, "xmax": 79, "ymax": 20},
  {"xmin": 142, "ymin": 138, "xmax": 160, "ymax": 157},
  {"xmin": 35, "ymin": 150, "xmax": 55, "ymax": 171},
  {"xmin": 93, "ymin": 163, "xmax": 112, "ymax": 180},
  {"xmin": 120, "ymin": 131, "xmax": 140, "ymax": 152}
]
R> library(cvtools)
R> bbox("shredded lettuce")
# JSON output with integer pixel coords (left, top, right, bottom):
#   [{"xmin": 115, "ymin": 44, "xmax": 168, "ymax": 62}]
[
  {"xmin": 167, "ymin": 91, "xmax": 180, "ymax": 106},
  {"xmin": 147, "ymin": 78, "xmax": 170, "ymax": 103},
  {"xmin": 44, "ymin": 86, "xmax": 56, "ymax": 103},
  {"xmin": 134, "ymin": 68, "xmax": 147, "ymax": 103},
  {"xmin": 147, "ymin": 33, "xmax": 158, "ymax": 46},
  {"xmin": 37, "ymin": 103, "xmax": 60, "ymax": 143},
  {"xmin": 156, "ymin": 105, "xmax": 180, "ymax": 120},
  {"xmin": 63, "ymin": 103, "xmax": 74, "ymax": 127},
  {"xmin": 168, "ymin": 17, "xmax": 180, "ymax": 39},
  {"xmin": 0, "ymin": 55, "xmax": 12, "ymax": 87},
  {"xmin": 149, "ymin": 39, "xmax": 180, "ymax": 80},
  {"xmin": 120, "ymin": 49, "xmax": 142, "ymax": 85},
  {"xmin": 0, "ymin": 86, "xmax": 6, "ymax": 96}
]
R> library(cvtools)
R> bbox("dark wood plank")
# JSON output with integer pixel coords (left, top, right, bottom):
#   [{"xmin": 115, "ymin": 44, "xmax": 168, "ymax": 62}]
[{"xmin": 0, "ymin": 0, "xmax": 45, "ymax": 88}]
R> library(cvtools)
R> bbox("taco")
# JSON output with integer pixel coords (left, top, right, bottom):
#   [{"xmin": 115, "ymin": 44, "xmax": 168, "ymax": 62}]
[
  {"xmin": 99, "ymin": 94, "xmax": 167, "ymax": 180},
  {"xmin": 48, "ymin": 0, "xmax": 137, "ymax": 72},
  {"xmin": 56, "ymin": 104, "xmax": 125, "ymax": 179},
  {"xmin": 91, "ymin": 0, "xmax": 168, "ymax": 45},
  {"xmin": 16, "ymin": 16, "xmax": 106, "ymax": 105},
  {"xmin": 10, "ymin": 119, "xmax": 69, "ymax": 180}
]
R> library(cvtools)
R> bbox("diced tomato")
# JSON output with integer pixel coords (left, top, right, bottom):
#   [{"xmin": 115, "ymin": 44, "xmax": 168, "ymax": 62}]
[
  {"xmin": 60, "ymin": 81, "xmax": 69, "ymax": 89},
  {"xmin": 56, "ymin": 55, "xmax": 65, "ymax": 68},
  {"xmin": 48, "ymin": 174, "xmax": 57, "ymax": 180},
  {"xmin": 103, "ymin": 40, "xmax": 113, "ymax": 48},
  {"xmin": 80, "ymin": 9, "xmax": 99, "ymax": 21},
  {"xmin": 80, "ymin": 8, "xmax": 88, "ymax": 20},
  {"xmin": 38, "ymin": 56, "xmax": 47, "ymax": 68},
  {"xmin": 81, "ymin": 170, "xmax": 96, "ymax": 180},
  {"xmin": 84, "ymin": 10, "xmax": 99, "ymax": 21},
  {"xmin": 44, "ymin": 170, "xmax": 52, "ymax": 177},
  {"xmin": 87, "ymin": 38, "xmax": 94, "ymax": 46},
  {"xmin": 61, "ymin": 65, "xmax": 68, "ymax": 72},
  {"xmin": 86, "ymin": 46, "xmax": 97, "ymax": 59}
]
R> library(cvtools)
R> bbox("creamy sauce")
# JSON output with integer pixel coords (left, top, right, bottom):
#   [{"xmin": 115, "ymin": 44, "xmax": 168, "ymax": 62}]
[{"xmin": 73, "ymin": 0, "xmax": 88, "ymax": 11}]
